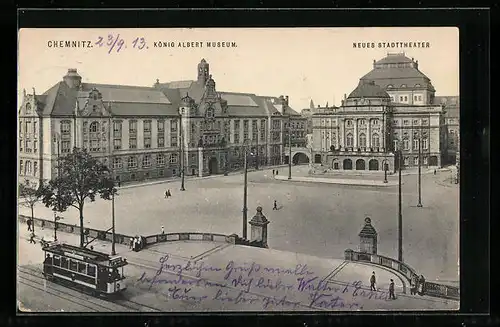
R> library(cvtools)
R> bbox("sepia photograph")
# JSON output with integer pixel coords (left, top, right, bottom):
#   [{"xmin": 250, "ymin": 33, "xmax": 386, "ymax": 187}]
[{"xmin": 17, "ymin": 27, "xmax": 460, "ymax": 312}]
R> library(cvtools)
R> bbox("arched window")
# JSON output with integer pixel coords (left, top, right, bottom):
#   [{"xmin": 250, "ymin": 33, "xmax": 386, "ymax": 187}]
[
  {"xmin": 387, "ymin": 84, "xmax": 393, "ymax": 89},
  {"xmin": 346, "ymin": 133, "xmax": 353, "ymax": 147},
  {"xmin": 25, "ymin": 161, "xmax": 32, "ymax": 175},
  {"xmin": 359, "ymin": 133, "xmax": 367, "ymax": 147},
  {"xmin": 401, "ymin": 84, "xmax": 407, "ymax": 88},
  {"xmin": 346, "ymin": 120, "xmax": 352, "ymax": 127},
  {"xmin": 90, "ymin": 122, "xmax": 99, "ymax": 133},
  {"xmin": 26, "ymin": 103, "xmax": 32, "ymax": 113},
  {"xmin": 415, "ymin": 84, "xmax": 421, "ymax": 87},
  {"xmin": 372, "ymin": 134, "xmax": 380, "ymax": 147}
]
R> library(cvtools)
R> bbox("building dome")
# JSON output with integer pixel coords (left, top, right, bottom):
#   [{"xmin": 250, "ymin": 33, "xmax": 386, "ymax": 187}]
[{"xmin": 348, "ymin": 80, "xmax": 390, "ymax": 99}]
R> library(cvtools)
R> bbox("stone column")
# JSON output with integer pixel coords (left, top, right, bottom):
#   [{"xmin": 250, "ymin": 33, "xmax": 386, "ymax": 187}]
[
  {"xmin": 339, "ymin": 119, "xmax": 344, "ymax": 149},
  {"xmin": 367, "ymin": 119, "xmax": 371, "ymax": 148},
  {"xmin": 354, "ymin": 119, "xmax": 358, "ymax": 149}
]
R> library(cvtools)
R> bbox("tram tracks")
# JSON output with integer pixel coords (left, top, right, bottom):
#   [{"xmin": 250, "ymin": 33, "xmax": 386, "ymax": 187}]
[{"xmin": 18, "ymin": 266, "xmax": 161, "ymax": 312}]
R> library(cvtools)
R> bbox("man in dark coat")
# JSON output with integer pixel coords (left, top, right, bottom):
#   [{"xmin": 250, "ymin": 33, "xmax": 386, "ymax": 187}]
[
  {"xmin": 370, "ymin": 271, "xmax": 376, "ymax": 291},
  {"xmin": 27, "ymin": 219, "xmax": 32, "ymax": 232},
  {"xmin": 389, "ymin": 279, "xmax": 396, "ymax": 299},
  {"xmin": 29, "ymin": 232, "xmax": 36, "ymax": 244},
  {"xmin": 273, "ymin": 200, "xmax": 278, "ymax": 210}
]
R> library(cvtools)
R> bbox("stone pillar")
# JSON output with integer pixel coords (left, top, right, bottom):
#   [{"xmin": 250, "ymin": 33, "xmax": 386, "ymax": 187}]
[
  {"xmin": 339, "ymin": 119, "xmax": 344, "ymax": 149},
  {"xmin": 198, "ymin": 147, "xmax": 203, "ymax": 177},
  {"xmin": 358, "ymin": 217, "xmax": 378, "ymax": 255},
  {"xmin": 249, "ymin": 206, "xmax": 270, "ymax": 248}
]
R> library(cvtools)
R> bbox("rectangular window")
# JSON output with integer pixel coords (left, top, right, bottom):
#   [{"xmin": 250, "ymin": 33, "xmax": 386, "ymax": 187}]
[
  {"xmin": 144, "ymin": 137, "xmax": 151, "ymax": 149},
  {"xmin": 157, "ymin": 120, "xmax": 165, "ymax": 132},
  {"xmin": 33, "ymin": 162, "xmax": 38, "ymax": 176},
  {"xmin": 142, "ymin": 155, "xmax": 151, "ymax": 168},
  {"xmin": 90, "ymin": 140, "xmax": 99, "ymax": 152},
  {"xmin": 33, "ymin": 141, "xmax": 38, "ymax": 153},
  {"xmin": 62, "ymin": 140, "xmax": 71, "ymax": 153},
  {"xmin": 404, "ymin": 157, "xmax": 409, "ymax": 166},
  {"xmin": 25, "ymin": 140, "xmax": 31, "ymax": 153},
  {"xmin": 143, "ymin": 120, "xmax": 151, "ymax": 133},
  {"xmin": 171, "ymin": 120, "xmax": 178, "ymax": 132},
  {"xmin": 422, "ymin": 138, "xmax": 428, "ymax": 150},
  {"xmin": 414, "ymin": 157, "xmax": 419, "ymax": 165},
  {"xmin": 413, "ymin": 139, "xmax": 419, "ymax": 150},
  {"xmin": 61, "ymin": 121, "xmax": 71, "ymax": 134},
  {"xmin": 403, "ymin": 139, "xmax": 409, "ymax": 150},
  {"xmin": 243, "ymin": 132, "xmax": 249, "ymax": 141},
  {"xmin": 170, "ymin": 153, "xmax": 178, "ymax": 164},
  {"xmin": 113, "ymin": 121, "xmax": 122, "ymax": 137},
  {"xmin": 113, "ymin": 157, "xmax": 123, "ymax": 169},
  {"xmin": 114, "ymin": 139, "xmax": 122, "ymax": 150},
  {"xmin": 234, "ymin": 120, "xmax": 240, "ymax": 130},
  {"xmin": 403, "ymin": 120, "xmax": 409, "ymax": 125},
  {"xmin": 243, "ymin": 120, "xmax": 249, "ymax": 131},
  {"xmin": 26, "ymin": 122, "xmax": 31, "ymax": 135},
  {"xmin": 19, "ymin": 140, "xmax": 23, "ymax": 152},
  {"xmin": 157, "ymin": 154, "xmax": 165, "ymax": 166},
  {"xmin": 128, "ymin": 157, "xmax": 138, "ymax": 168},
  {"xmin": 129, "ymin": 138, "xmax": 137, "ymax": 149},
  {"xmin": 158, "ymin": 136, "xmax": 165, "ymax": 148},
  {"xmin": 129, "ymin": 120, "xmax": 137, "ymax": 134},
  {"xmin": 33, "ymin": 122, "xmax": 37, "ymax": 135},
  {"xmin": 88, "ymin": 265, "xmax": 96, "ymax": 277},
  {"xmin": 423, "ymin": 156, "xmax": 428, "ymax": 165},
  {"xmin": 234, "ymin": 133, "xmax": 240, "ymax": 144},
  {"xmin": 171, "ymin": 136, "xmax": 178, "ymax": 147}
]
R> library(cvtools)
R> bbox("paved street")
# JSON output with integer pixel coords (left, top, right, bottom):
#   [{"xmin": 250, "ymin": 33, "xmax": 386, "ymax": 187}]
[{"xmin": 19, "ymin": 167, "xmax": 459, "ymax": 282}]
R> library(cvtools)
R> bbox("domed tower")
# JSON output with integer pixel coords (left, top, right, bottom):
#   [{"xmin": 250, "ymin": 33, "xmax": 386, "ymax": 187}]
[{"xmin": 197, "ymin": 59, "xmax": 210, "ymax": 85}]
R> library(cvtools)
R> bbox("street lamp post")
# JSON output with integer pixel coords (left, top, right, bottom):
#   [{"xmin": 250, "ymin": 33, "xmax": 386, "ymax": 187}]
[
  {"xmin": 111, "ymin": 191, "xmax": 116, "ymax": 255},
  {"xmin": 384, "ymin": 160, "xmax": 388, "ymax": 183},
  {"xmin": 288, "ymin": 115, "xmax": 292, "ymax": 180},
  {"xmin": 53, "ymin": 132, "xmax": 61, "ymax": 241},
  {"xmin": 179, "ymin": 112, "xmax": 186, "ymax": 191},
  {"xmin": 53, "ymin": 212, "xmax": 59, "ymax": 241},
  {"xmin": 397, "ymin": 143, "xmax": 403, "ymax": 262},
  {"xmin": 417, "ymin": 136, "xmax": 423, "ymax": 207},
  {"xmin": 242, "ymin": 139, "xmax": 256, "ymax": 240}
]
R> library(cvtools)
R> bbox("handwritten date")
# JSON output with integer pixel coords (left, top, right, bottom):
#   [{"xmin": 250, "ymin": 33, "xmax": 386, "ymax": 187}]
[{"xmin": 95, "ymin": 34, "xmax": 148, "ymax": 54}]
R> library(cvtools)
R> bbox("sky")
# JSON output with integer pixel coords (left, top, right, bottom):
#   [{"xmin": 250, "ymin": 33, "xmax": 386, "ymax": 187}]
[{"xmin": 18, "ymin": 27, "xmax": 459, "ymax": 111}]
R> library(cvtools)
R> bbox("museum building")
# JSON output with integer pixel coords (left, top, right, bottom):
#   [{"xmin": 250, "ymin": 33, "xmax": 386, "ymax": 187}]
[
  {"xmin": 311, "ymin": 53, "xmax": 452, "ymax": 172},
  {"xmin": 18, "ymin": 59, "xmax": 307, "ymax": 186}
]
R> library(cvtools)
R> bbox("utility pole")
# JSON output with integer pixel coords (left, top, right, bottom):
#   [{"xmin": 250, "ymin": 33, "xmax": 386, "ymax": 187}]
[
  {"xmin": 54, "ymin": 132, "xmax": 61, "ymax": 242},
  {"xmin": 398, "ymin": 147, "xmax": 403, "ymax": 262},
  {"xmin": 255, "ymin": 125, "xmax": 259, "ymax": 170},
  {"xmin": 417, "ymin": 136, "xmax": 423, "ymax": 207},
  {"xmin": 108, "ymin": 113, "xmax": 116, "ymax": 256},
  {"xmin": 288, "ymin": 115, "xmax": 292, "ymax": 180}
]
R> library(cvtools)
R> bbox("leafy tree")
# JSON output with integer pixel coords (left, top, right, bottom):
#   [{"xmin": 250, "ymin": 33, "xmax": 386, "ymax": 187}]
[
  {"xmin": 18, "ymin": 179, "xmax": 42, "ymax": 235},
  {"xmin": 38, "ymin": 147, "xmax": 116, "ymax": 247}
]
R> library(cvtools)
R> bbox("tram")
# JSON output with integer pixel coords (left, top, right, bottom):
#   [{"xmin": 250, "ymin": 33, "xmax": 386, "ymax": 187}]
[{"xmin": 42, "ymin": 242, "xmax": 128, "ymax": 296}]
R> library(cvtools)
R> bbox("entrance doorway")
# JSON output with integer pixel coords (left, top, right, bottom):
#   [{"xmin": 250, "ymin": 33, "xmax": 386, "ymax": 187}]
[
  {"xmin": 293, "ymin": 153, "xmax": 309, "ymax": 164},
  {"xmin": 343, "ymin": 159, "xmax": 352, "ymax": 170},
  {"xmin": 208, "ymin": 157, "xmax": 218, "ymax": 175},
  {"xmin": 356, "ymin": 159, "xmax": 366, "ymax": 170},
  {"xmin": 368, "ymin": 159, "xmax": 379, "ymax": 171},
  {"xmin": 429, "ymin": 155, "xmax": 438, "ymax": 166}
]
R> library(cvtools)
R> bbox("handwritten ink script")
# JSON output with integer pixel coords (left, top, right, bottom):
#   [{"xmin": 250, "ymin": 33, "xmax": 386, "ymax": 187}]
[{"xmin": 134, "ymin": 254, "xmax": 393, "ymax": 310}]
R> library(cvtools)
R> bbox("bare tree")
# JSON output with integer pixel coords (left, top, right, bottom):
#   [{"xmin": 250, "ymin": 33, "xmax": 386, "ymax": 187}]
[
  {"xmin": 18, "ymin": 179, "xmax": 42, "ymax": 235},
  {"xmin": 38, "ymin": 147, "xmax": 115, "ymax": 247}
]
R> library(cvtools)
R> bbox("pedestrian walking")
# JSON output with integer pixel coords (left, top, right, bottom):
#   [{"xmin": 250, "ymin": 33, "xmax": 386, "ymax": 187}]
[
  {"xmin": 370, "ymin": 271, "xmax": 376, "ymax": 291},
  {"xmin": 418, "ymin": 275, "xmax": 426, "ymax": 296},
  {"xmin": 129, "ymin": 237, "xmax": 134, "ymax": 250},
  {"xmin": 118, "ymin": 181, "xmax": 121, "ymax": 187},
  {"xmin": 272, "ymin": 169, "xmax": 275, "ymax": 175},
  {"xmin": 27, "ymin": 218, "xmax": 32, "ymax": 232},
  {"xmin": 410, "ymin": 275, "xmax": 419, "ymax": 295},
  {"xmin": 273, "ymin": 200, "xmax": 278, "ymax": 210},
  {"xmin": 434, "ymin": 169, "xmax": 436, "ymax": 175},
  {"xmin": 167, "ymin": 189, "xmax": 172, "ymax": 198},
  {"xmin": 161, "ymin": 226, "xmax": 165, "ymax": 234},
  {"xmin": 165, "ymin": 190, "xmax": 168, "ymax": 198},
  {"xmin": 276, "ymin": 170, "xmax": 279, "ymax": 175},
  {"xmin": 29, "ymin": 232, "xmax": 36, "ymax": 244},
  {"xmin": 389, "ymin": 279, "xmax": 396, "ymax": 299}
]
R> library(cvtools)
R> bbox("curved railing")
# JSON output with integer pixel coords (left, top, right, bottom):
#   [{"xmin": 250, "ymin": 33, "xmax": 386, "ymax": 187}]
[
  {"xmin": 344, "ymin": 249, "xmax": 459, "ymax": 300},
  {"xmin": 18, "ymin": 215, "xmax": 236, "ymax": 248}
]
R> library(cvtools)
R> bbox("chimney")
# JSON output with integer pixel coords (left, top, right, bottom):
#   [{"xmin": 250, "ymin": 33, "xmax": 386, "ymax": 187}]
[
  {"xmin": 63, "ymin": 68, "xmax": 82, "ymax": 88},
  {"xmin": 32, "ymin": 87, "xmax": 35, "ymax": 96},
  {"xmin": 344, "ymin": 94, "xmax": 347, "ymax": 101},
  {"xmin": 23, "ymin": 88, "xmax": 26, "ymax": 97},
  {"xmin": 285, "ymin": 96, "xmax": 289, "ymax": 106}
]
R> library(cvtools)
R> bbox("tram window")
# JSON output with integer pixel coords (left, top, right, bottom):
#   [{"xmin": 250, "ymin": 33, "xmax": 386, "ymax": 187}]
[
  {"xmin": 78, "ymin": 262, "xmax": 87, "ymax": 274},
  {"xmin": 87, "ymin": 265, "xmax": 96, "ymax": 277},
  {"xmin": 53, "ymin": 255, "xmax": 60, "ymax": 266},
  {"xmin": 69, "ymin": 259, "xmax": 77, "ymax": 271},
  {"xmin": 61, "ymin": 257, "xmax": 68, "ymax": 269}
]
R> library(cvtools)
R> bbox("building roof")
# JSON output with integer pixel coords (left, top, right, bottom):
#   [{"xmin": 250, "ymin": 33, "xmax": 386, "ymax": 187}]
[
  {"xmin": 348, "ymin": 80, "xmax": 390, "ymax": 99},
  {"xmin": 361, "ymin": 54, "xmax": 435, "ymax": 91},
  {"xmin": 435, "ymin": 96, "xmax": 459, "ymax": 118}
]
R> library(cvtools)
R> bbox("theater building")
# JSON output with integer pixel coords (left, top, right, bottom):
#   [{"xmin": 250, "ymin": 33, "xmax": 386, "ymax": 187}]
[
  {"xmin": 18, "ymin": 59, "xmax": 304, "ymax": 186},
  {"xmin": 311, "ymin": 53, "xmax": 450, "ymax": 172}
]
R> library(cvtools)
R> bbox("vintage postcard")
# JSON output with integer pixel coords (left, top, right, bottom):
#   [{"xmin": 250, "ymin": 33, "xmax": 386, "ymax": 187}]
[{"xmin": 17, "ymin": 27, "xmax": 460, "ymax": 312}]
